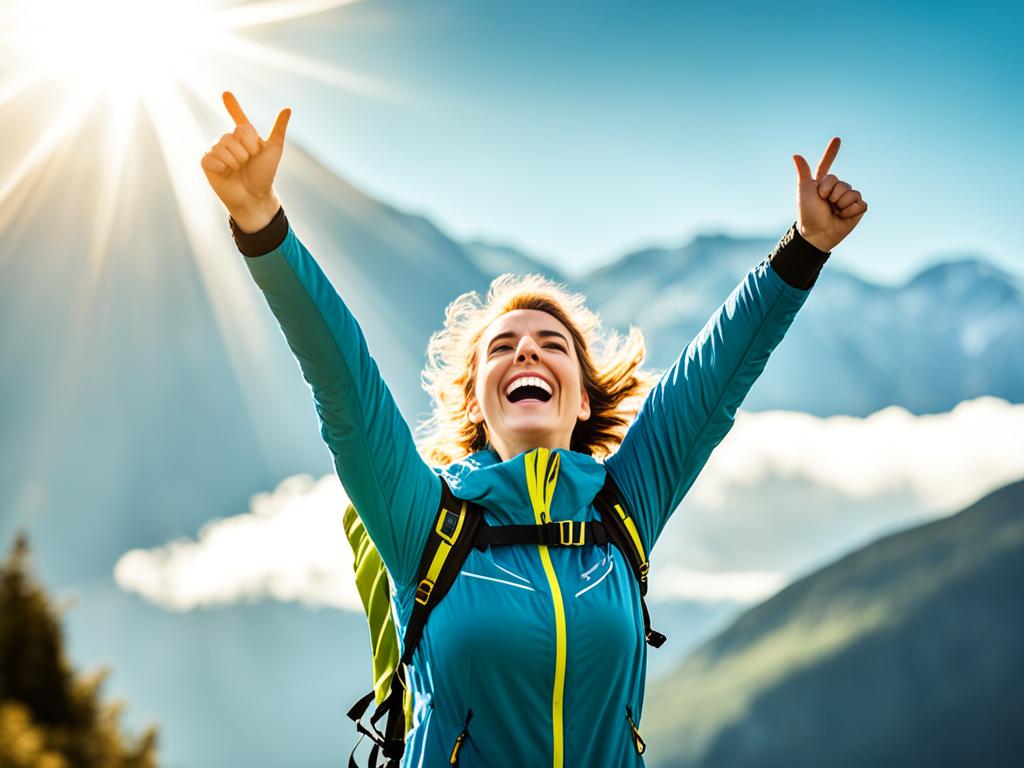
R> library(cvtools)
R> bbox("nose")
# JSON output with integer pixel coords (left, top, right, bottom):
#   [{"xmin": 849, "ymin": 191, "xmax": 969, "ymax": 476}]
[{"xmin": 515, "ymin": 335, "xmax": 541, "ymax": 364}]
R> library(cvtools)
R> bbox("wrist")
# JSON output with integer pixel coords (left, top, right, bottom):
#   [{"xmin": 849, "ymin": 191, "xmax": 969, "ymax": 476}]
[
  {"xmin": 229, "ymin": 193, "xmax": 281, "ymax": 234},
  {"xmin": 797, "ymin": 223, "xmax": 833, "ymax": 253},
  {"xmin": 768, "ymin": 222, "xmax": 831, "ymax": 290},
  {"xmin": 230, "ymin": 205, "xmax": 288, "ymax": 258}
]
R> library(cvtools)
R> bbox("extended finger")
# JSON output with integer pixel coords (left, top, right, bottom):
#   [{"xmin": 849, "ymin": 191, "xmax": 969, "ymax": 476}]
[
  {"xmin": 268, "ymin": 107, "xmax": 291, "ymax": 145},
  {"xmin": 211, "ymin": 144, "xmax": 240, "ymax": 171},
  {"xmin": 815, "ymin": 136, "xmax": 841, "ymax": 179},
  {"xmin": 817, "ymin": 174, "xmax": 839, "ymax": 199},
  {"xmin": 838, "ymin": 200, "xmax": 868, "ymax": 218},
  {"xmin": 835, "ymin": 188, "xmax": 861, "ymax": 209},
  {"xmin": 219, "ymin": 133, "xmax": 250, "ymax": 165},
  {"xmin": 793, "ymin": 154, "xmax": 813, "ymax": 183},
  {"xmin": 828, "ymin": 180, "xmax": 852, "ymax": 204},
  {"xmin": 201, "ymin": 153, "xmax": 229, "ymax": 176},
  {"xmin": 234, "ymin": 123, "xmax": 261, "ymax": 155},
  {"xmin": 223, "ymin": 91, "xmax": 252, "ymax": 127}
]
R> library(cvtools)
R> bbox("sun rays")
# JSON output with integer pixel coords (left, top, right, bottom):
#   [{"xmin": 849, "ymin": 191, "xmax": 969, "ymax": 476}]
[
  {"xmin": 1, "ymin": 0, "xmax": 381, "ymax": 455},
  {"xmin": 1, "ymin": 0, "xmax": 371, "ymax": 216}
]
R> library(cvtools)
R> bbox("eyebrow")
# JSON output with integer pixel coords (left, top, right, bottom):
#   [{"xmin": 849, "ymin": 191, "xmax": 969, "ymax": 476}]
[{"xmin": 487, "ymin": 330, "xmax": 569, "ymax": 348}]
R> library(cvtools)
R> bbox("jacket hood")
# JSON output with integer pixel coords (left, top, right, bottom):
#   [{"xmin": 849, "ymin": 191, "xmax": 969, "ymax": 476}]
[{"xmin": 441, "ymin": 447, "xmax": 607, "ymax": 524}]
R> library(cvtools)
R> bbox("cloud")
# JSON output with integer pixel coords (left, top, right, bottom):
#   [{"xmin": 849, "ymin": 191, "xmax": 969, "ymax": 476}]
[
  {"xmin": 689, "ymin": 396, "xmax": 1023, "ymax": 513},
  {"xmin": 116, "ymin": 397, "xmax": 1024, "ymax": 611},
  {"xmin": 649, "ymin": 566, "xmax": 786, "ymax": 604},
  {"xmin": 115, "ymin": 474, "xmax": 360, "ymax": 611},
  {"xmin": 654, "ymin": 396, "xmax": 1024, "ymax": 584}
]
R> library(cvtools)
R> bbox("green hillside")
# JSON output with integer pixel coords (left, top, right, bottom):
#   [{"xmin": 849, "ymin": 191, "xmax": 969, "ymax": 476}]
[{"xmin": 643, "ymin": 478, "xmax": 1024, "ymax": 767}]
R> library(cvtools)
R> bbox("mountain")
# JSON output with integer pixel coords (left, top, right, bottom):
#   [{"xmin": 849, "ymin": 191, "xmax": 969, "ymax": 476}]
[
  {"xmin": 641, "ymin": 478, "xmax": 1024, "ymax": 767},
  {"xmin": 468, "ymin": 231, "xmax": 1024, "ymax": 416},
  {"xmin": 463, "ymin": 238, "xmax": 569, "ymax": 284},
  {"xmin": 577, "ymin": 235, "xmax": 1024, "ymax": 417}
]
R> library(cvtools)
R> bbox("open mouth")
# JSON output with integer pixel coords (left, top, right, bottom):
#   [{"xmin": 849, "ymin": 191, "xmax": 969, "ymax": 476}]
[{"xmin": 505, "ymin": 376, "xmax": 553, "ymax": 403}]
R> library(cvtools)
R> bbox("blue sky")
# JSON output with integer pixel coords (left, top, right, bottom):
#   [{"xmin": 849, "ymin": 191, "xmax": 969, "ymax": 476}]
[{"xmin": 239, "ymin": 0, "xmax": 1023, "ymax": 283}]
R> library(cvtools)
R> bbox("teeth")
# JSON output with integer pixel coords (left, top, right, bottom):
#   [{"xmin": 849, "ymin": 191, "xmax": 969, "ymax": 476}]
[{"xmin": 505, "ymin": 376, "xmax": 553, "ymax": 397}]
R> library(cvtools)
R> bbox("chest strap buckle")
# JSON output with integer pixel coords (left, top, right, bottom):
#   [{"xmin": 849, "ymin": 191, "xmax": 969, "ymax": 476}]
[{"xmin": 558, "ymin": 520, "xmax": 586, "ymax": 546}]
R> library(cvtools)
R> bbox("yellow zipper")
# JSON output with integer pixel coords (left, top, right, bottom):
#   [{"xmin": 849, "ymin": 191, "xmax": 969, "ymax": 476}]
[{"xmin": 525, "ymin": 448, "xmax": 565, "ymax": 768}]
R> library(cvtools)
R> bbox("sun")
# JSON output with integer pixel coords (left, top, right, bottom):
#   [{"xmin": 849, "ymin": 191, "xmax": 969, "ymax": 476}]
[
  {"xmin": 11, "ymin": 0, "xmax": 214, "ymax": 102},
  {"xmin": 1, "ymin": 0, "xmax": 371, "ymax": 271},
  {"xmin": 4, "ymin": 0, "xmax": 369, "ymax": 106},
  {"xmin": 0, "ymin": 0, "xmax": 375, "ymax": 445}
]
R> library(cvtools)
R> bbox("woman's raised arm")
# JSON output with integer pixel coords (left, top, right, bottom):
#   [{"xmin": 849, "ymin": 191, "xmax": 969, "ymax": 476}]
[
  {"xmin": 606, "ymin": 138, "xmax": 867, "ymax": 551},
  {"xmin": 201, "ymin": 92, "xmax": 440, "ymax": 587}
]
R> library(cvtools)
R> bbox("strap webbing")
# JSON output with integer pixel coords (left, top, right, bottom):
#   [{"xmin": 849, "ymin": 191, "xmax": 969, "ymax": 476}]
[
  {"xmin": 475, "ymin": 520, "xmax": 609, "ymax": 548},
  {"xmin": 365, "ymin": 480, "xmax": 484, "ymax": 766},
  {"xmin": 593, "ymin": 471, "xmax": 666, "ymax": 648}
]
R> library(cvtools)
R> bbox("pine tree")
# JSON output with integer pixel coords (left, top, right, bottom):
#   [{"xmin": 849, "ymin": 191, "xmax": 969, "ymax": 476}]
[{"xmin": 0, "ymin": 533, "xmax": 158, "ymax": 767}]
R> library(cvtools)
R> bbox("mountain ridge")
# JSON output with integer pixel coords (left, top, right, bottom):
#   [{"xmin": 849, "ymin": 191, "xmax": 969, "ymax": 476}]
[{"xmin": 643, "ymin": 478, "xmax": 1024, "ymax": 767}]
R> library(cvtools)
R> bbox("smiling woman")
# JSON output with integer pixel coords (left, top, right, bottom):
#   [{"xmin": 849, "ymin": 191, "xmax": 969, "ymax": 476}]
[
  {"xmin": 422, "ymin": 275, "xmax": 655, "ymax": 466},
  {"xmin": 202, "ymin": 88, "xmax": 868, "ymax": 766}
]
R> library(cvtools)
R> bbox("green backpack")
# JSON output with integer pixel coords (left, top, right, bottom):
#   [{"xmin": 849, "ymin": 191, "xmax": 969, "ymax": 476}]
[{"xmin": 342, "ymin": 471, "xmax": 663, "ymax": 767}]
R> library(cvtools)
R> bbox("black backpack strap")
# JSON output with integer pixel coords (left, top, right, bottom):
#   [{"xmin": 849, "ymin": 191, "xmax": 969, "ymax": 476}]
[
  {"xmin": 350, "ymin": 477, "xmax": 485, "ymax": 766},
  {"xmin": 475, "ymin": 520, "xmax": 610, "ymax": 548},
  {"xmin": 593, "ymin": 471, "xmax": 666, "ymax": 648},
  {"xmin": 403, "ymin": 478, "xmax": 485, "ymax": 656}
]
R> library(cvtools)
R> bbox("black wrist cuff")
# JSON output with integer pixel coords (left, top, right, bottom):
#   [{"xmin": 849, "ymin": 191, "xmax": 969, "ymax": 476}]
[
  {"xmin": 768, "ymin": 222, "xmax": 831, "ymax": 290},
  {"xmin": 230, "ymin": 206, "xmax": 288, "ymax": 258}
]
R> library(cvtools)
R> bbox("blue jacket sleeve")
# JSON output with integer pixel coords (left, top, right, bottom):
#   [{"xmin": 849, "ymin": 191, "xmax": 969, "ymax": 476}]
[
  {"xmin": 240, "ymin": 219, "xmax": 440, "ymax": 587},
  {"xmin": 605, "ymin": 229, "xmax": 826, "ymax": 552}
]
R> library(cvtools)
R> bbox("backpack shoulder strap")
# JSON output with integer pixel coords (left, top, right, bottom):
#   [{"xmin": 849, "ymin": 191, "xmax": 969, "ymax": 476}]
[
  {"xmin": 402, "ymin": 477, "xmax": 484, "ymax": 662},
  {"xmin": 593, "ymin": 471, "xmax": 666, "ymax": 648},
  {"xmin": 364, "ymin": 477, "xmax": 485, "ymax": 765}
]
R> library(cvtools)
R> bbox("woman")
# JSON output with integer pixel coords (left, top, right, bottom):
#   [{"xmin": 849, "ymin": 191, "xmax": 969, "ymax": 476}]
[{"xmin": 201, "ymin": 91, "xmax": 866, "ymax": 767}]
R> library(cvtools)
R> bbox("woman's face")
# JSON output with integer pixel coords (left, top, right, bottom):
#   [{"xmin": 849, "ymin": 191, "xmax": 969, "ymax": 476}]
[{"xmin": 468, "ymin": 309, "xmax": 590, "ymax": 459}]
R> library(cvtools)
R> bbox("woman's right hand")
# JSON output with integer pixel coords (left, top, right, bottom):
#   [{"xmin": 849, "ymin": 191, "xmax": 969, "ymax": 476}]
[{"xmin": 201, "ymin": 91, "xmax": 291, "ymax": 233}]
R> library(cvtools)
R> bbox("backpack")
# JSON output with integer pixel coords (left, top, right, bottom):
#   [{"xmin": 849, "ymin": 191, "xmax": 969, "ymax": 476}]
[{"xmin": 342, "ymin": 463, "xmax": 664, "ymax": 767}]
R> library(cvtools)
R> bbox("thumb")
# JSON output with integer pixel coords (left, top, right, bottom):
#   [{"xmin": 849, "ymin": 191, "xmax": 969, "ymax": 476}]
[
  {"xmin": 267, "ymin": 107, "xmax": 292, "ymax": 146},
  {"xmin": 792, "ymin": 154, "xmax": 813, "ymax": 183}
]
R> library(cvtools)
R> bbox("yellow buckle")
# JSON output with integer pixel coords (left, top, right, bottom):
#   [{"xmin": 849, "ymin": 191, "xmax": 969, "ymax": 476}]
[
  {"xmin": 639, "ymin": 561, "xmax": 649, "ymax": 581},
  {"xmin": 415, "ymin": 578, "xmax": 434, "ymax": 605},
  {"xmin": 559, "ymin": 520, "xmax": 585, "ymax": 546}
]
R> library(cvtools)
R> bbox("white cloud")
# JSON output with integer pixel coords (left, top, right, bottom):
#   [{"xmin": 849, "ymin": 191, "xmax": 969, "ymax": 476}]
[
  {"xmin": 655, "ymin": 396, "xmax": 1024, "ymax": 584},
  {"xmin": 690, "ymin": 396, "xmax": 1023, "ymax": 513},
  {"xmin": 115, "ymin": 474, "xmax": 360, "ymax": 611},
  {"xmin": 649, "ymin": 566, "xmax": 786, "ymax": 604},
  {"xmin": 116, "ymin": 397, "xmax": 1024, "ymax": 611}
]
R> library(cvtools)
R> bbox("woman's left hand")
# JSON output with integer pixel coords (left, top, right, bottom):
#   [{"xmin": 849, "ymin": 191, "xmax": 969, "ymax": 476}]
[{"xmin": 793, "ymin": 137, "xmax": 867, "ymax": 252}]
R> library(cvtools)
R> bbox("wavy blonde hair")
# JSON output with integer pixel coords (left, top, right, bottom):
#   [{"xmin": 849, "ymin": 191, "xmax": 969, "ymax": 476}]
[{"xmin": 418, "ymin": 273, "xmax": 657, "ymax": 466}]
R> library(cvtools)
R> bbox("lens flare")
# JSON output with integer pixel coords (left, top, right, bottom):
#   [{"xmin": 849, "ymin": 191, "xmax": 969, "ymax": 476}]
[
  {"xmin": 0, "ymin": 0, "xmax": 374, "ymax": 454},
  {"xmin": 11, "ymin": 0, "xmax": 214, "ymax": 101}
]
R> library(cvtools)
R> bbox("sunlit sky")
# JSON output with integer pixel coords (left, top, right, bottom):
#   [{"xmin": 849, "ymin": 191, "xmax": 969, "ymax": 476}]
[
  {"xmin": 252, "ymin": 0, "xmax": 1024, "ymax": 283},
  {"xmin": 3, "ymin": 0, "xmax": 1022, "ymax": 284}
]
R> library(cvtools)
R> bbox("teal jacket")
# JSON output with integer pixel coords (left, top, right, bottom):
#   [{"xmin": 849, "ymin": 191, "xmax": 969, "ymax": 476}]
[{"xmin": 238, "ymin": 211, "xmax": 826, "ymax": 767}]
